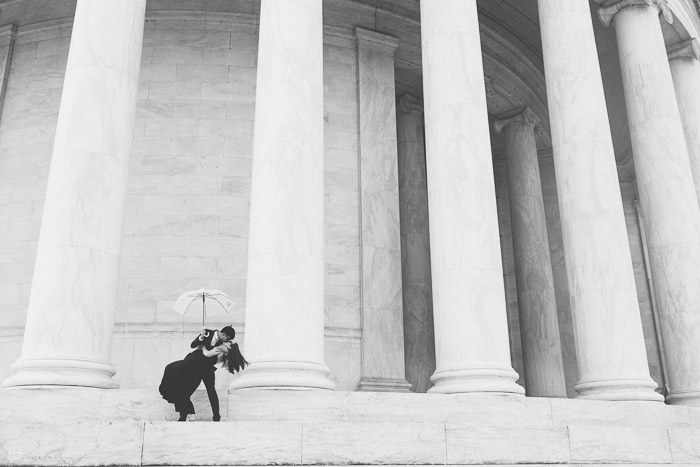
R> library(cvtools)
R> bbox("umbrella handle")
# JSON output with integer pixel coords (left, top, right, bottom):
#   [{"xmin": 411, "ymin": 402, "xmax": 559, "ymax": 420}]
[{"xmin": 202, "ymin": 295, "xmax": 206, "ymax": 327}]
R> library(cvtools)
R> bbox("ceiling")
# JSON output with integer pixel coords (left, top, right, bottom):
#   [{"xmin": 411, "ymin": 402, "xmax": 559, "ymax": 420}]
[{"xmin": 1, "ymin": 0, "xmax": 698, "ymax": 176}]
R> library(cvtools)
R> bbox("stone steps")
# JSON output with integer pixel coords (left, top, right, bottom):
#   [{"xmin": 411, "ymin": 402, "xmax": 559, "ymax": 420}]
[
  {"xmin": 2, "ymin": 419, "xmax": 699, "ymax": 465},
  {"xmin": 1, "ymin": 388, "xmax": 699, "ymax": 465}
]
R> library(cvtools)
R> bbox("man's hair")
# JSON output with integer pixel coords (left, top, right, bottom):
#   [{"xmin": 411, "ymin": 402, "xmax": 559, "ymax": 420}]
[{"xmin": 221, "ymin": 325, "xmax": 235, "ymax": 340}]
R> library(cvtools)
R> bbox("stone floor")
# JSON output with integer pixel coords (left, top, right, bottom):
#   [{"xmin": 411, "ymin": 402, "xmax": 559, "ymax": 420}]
[{"xmin": 0, "ymin": 388, "xmax": 699, "ymax": 465}]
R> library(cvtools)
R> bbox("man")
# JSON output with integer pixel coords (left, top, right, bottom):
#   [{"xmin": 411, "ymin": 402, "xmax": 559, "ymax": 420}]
[{"xmin": 191, "ymin": 327, "xmax": 230, "ymax": 350}]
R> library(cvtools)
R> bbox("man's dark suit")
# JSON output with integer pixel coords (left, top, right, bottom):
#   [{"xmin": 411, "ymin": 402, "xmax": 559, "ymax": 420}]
[
  {"xmin": 191, "ymin": 329, "xmax": 220, "ymax": 350},
  {"xmin": 188, "ymin": 328, "xmax": 222, "ymax": 420}
]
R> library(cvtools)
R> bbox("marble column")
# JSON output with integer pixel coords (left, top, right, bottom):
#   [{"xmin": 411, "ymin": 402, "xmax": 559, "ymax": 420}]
[
  {"xmin": 537, "ymin": 0, "xmax": 663, "ymax": 401},
  {"xmin": 600, "ymin": 0, "xmax": 700, "ymax": 406},
  {"xmin": 229, "ymin": 0, "xmax": 334, "ymax": 391},
  {"xmin": 397, "ymin": 95, "xmax": 435, "ymax": 393},
  {"xmin": 494, "ymin": 107, "xmax": 567, "ymax": 398},
  {"xmin": 2, "ymin": 0, "xmax": 146, "ymax": 388},
  {"xmin": 668, "ymin": 39, "xmax": 700, "ymax": 204},
  {"xmin": 420, "ymin": 0, "xmax": 524, "ymax": 395},
  {"xmin": 0, "ymin": 24, "xmax": 16, "ymax": 119},
  {"xmin": 355, "ymin": 28, "xmax": 411, "ymax": 392}
]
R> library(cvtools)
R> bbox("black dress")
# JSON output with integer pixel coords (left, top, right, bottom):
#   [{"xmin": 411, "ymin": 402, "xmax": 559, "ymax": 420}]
[{"xmin": 159, "ymin": 349, "xmax": 219, "ymax": 418}]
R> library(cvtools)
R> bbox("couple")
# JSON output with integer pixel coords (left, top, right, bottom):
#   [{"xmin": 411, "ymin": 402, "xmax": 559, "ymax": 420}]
[{"xmin": 159, "ymin": 325, "xmax": 248, "ymax": 421}]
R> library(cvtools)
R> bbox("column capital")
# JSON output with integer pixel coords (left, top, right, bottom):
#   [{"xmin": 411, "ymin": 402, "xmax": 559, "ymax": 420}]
[
  {"xmin": 399, "ymin": 94, "xmax": 423, "ymax": 113},
  {"xmin": 354, "ymin": 27, "xmax": 399, "ymax": 55},
  {"xmin": 494, "ymin": 106, "xmax": 540, "ymax": 133},
  {"xmin": 667, "ymin": 38, "xmax": 700, "ymax": 61},
  {"xmin": 599, "ymin": 0, "xmax": 673, "ymax": 27}
]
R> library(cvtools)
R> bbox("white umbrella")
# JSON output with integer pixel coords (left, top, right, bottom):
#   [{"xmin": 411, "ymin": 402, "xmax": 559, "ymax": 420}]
[{"xmin": 172, "ymin": 288, "xmax": 233, "ymax": 326}]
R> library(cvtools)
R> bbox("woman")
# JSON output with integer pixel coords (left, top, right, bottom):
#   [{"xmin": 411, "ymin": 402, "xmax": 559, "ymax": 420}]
[{"xmin": 159, "ymin": 325, "xmax": 248, "ymax": 421}]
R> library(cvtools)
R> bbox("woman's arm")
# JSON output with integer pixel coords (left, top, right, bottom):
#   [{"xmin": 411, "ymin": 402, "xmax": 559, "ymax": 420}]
[{"xmin": 202, "ymin": 343, "xmax": 231, "ymax": 358}]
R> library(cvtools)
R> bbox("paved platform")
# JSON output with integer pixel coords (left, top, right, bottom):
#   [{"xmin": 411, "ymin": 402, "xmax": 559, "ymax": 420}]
[{"xmin": 0, "ymin": 388, "xmax": 699, "ymax": 465}]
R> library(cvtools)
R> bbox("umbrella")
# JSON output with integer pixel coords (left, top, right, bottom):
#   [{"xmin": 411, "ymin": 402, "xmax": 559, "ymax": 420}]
[{"xmin": 172, "ymin": 288, "xmax": 233, "ymax": 326}]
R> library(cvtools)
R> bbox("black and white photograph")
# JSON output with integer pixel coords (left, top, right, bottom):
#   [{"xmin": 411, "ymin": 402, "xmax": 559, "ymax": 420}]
[{"xmin": 1, "ymin": 0, "xmax": 700, "ymax": 465}]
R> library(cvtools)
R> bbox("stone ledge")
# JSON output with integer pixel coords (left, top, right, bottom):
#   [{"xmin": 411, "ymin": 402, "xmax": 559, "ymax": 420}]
[{"xmin": 2, "ymin": 387, "xmax": 699, "ymax": 428}]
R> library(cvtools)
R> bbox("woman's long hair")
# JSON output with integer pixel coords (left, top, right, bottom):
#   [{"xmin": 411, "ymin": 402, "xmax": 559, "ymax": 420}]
[{"xmin": 223, "ymin": 343, "xmax": 248, "ymax": 374}]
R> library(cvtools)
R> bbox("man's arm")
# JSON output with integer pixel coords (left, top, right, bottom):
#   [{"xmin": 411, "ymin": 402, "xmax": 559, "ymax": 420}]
[{"xmin": 191, "ymin": 328, "xmax": 211, "ymax": 349}]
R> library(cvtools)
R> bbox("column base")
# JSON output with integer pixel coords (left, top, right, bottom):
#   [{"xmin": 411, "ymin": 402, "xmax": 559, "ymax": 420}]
[
  {"xmin": 357, "ymin": 377, "xmax": 413, "ymax": 392},
  {"xmin": 666, "ymin": 390, "xmax": 700, "ymax": 406},
  {"xmin": 229, "ymin": 361, "xmax": 336, "ymax": 391},
  {"xmin": 2, "ymin": 357, "xmax": 119, "ymax": 389},
  {"xmin": 427, "ymin": 367, "xmax": 525, "ymax": 395},
  {"xmin": 575, "ymin": 379, "xmax": 664, "ymax": 402}
]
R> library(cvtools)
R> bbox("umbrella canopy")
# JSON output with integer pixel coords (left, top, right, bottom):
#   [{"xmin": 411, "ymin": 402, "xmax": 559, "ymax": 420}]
[{"xmin": 172, "ymin": 288, "xmax": 233, "ymax": 326}]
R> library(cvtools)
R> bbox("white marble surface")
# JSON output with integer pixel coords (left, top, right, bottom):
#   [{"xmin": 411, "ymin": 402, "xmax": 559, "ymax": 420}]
[
  {"xmin": 231, "ymin": 0, "xmax": 333, "ymax": 390},
  {"xmin": 0, "ymin": 421, "xmax": 143, "ymax": 466},
  {"xmin": 346, "ymin": 392, "xmax": 554, "ymax": 426},
  {"xmin": 669, "ymin": 40, "xmax": 700, "ymax": 204},
  {"xmin": 142, "ymin": 421, "xmax": 302, "ymax": 465},
  {"xmin": 612, "ymin": 2, "xmax": 700, "ymax": 406},
  {"xmin": 446, "ymin": 425, "xmax": 570, "ymax": 464},
  {"xmin": 303, "ymin": 421, "xmax": 445, "ymax": 464},
  {"xmin": 2, "ymin": 0, "xmax": 147, "ymax": 389},
  {"xmin": 569, "ymin": 426, "xmax": 672, "ymax": 463},
  {"xmin": 1, "ymin": 388, "xmax": 697, "ymax": 465},
  {"xmin": 550, "ymin": 398, "xmax": 691, "ymax": 427},
  {"xmin": 668, "ymin": 428, "xmax": 700, "ymax": 463},
  {"xmin": 495, "ymin": 107, "xmax": 566, "ymax": 398},
  {"xmin": 354, "ymin": 28, "xmax": 409, "ymax": 392},
  {"xmin": 397, "ymin": 96, "xmax": 435, "ymax": 393},
  {"xmin": 537, "ymin": 0, "xmax": 661, "ymax": 401},
  {"xmin": 420, "ymin": 0, "xmax": 522, "ymax": 395}
]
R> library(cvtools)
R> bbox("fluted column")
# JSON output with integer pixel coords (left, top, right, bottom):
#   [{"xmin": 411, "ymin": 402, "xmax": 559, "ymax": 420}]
[
  {"xmin": 420, "ymin": 0, "xmax": 524, "ymax": 395},
  {"xmin": 229, "ymin": 0, "xmax": 334, "ymax": 390},
  {"xmin": 397, "ymin": 95, "xmax": 435, "ymax": 393},
  {"xmin": 494, "ymin": 107, "xmax": 567, "ymax": 398},
  {"xmin": 600, "ymin": 0, "xmax": 700, "ymax": 406},
  {"xmin": 2, "ymin": 0, "xmax": 146, "ymax": 388},
  {"xmin": 537, "ymin": 0, "xmax": 663, "ymax": 401},
  {"xmin": 668, "ymin": 39, "xmax": 700, "ymax": 204}
]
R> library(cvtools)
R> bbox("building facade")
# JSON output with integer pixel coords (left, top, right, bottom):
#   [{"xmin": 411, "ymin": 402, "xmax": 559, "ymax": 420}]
[{"xmin": 0, "ymin": 0, "xmax": 699, "ymax": 409}]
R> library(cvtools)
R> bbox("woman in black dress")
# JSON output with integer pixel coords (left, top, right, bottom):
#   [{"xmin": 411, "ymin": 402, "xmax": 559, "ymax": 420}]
[{"xmin": 159, "ymin": 326, "xmax": 248, "ymax": 421}]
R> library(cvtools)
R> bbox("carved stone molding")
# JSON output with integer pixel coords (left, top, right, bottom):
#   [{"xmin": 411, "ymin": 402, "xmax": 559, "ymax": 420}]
[
  {"xmin": 599, "ymin": 0, "xmax": 673, "ymax": 27},
  {"xmin": 493, "ymin": 106, "xmax": 541, "ymax": 134},
  {"xmin": 0, "ymin": 24, "xmax": 17, "ymax": 47},
  {"xmin": 354, "ymin": 27, "xmax": 399, "ymax": 55},
  {"xmin": 667, "ymin": 38, "xmax": 700, "ymax": 61},
  {"xmin": 485, "ymin": 80, "xmax": 496, "ymax": 98},
  {"xmin": 399, "ymin": 94, "xmax": 423, "ymax": 113}
]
